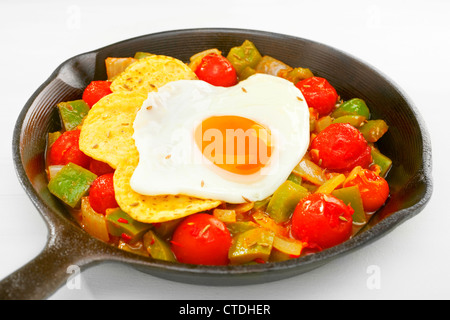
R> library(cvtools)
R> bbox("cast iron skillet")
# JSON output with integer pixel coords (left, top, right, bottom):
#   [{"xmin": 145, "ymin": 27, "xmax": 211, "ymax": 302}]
[{"xmin": 2, "ymin": 28, "xmax": 432, "ymax": 299}]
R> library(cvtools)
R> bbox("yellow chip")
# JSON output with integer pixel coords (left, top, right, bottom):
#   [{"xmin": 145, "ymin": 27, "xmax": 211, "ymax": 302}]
[
  {"xmin": 110, "ymin": 55, "xmax": 197, "ymax": 94},
  {"xmin": 79, "ymin": 91, "xmax": 147, "ymax": 169},
  {"xmin": 114, "ymin": 156, "xmax": 222, "ymax": 223}
]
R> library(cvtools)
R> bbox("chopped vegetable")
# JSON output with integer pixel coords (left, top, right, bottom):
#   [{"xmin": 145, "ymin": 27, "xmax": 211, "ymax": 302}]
[
  {"xmin": 228, "ymin": 228, "xmax": 275, "ymax": 264},
  {"xmin": 48, "ymin": 162, "xmax": 97, "ymax": 208},
  {"xmin": 332, "ymin": 186, "xmax": 366, "ymax": 224},
  {"xmin": 272, "ymin": 235, "xmax": 303, "ymax": 256},
  {"xmin": 343, "ymin": 167, "xmax": 389, "ymax": 212},
  {"xmin": 213, "ymin": 208, "xmax": 237, "ymax": 223},
  {"xmin": 105, "ymin": 57, "xmax": 137, "ymax": 80},
  {"xmin": 292, "ymin": 159, "xmax": 327, "ymax": 185},
  {"xmin": 57, "ymin": 100, "xmax": 90, "ymax": 131},
  {"xmin": 315, "ymin": 174, "xmax": 345, "ymax": 194},
  {"xmin": 80, "ymin": 196, "xmax": 110, "ymax": 242},
  {"xmin": 143, "ymin": 230, "xmax": 176, "ymax": 262},
  {"xmin": 226, "ymin": 40, "xmax": 262, "ymax": 78},
  {"xmin": 332, "ymin": 115, "xmax": 366, "ymax": 128},
  {"xmin": 105, "ymin": 208, "xmax": 151, "ymax": 243},
  {"xmin": 332, "ymin": 98, "xmax": 370, "ymax": 119},
  {"xmin": 266, "ymin": 180, "xmax": 309, "ymax": 223},
  {"xmin": 359, "ymin": 119, "xmax": 389, "ymax": 142},
  {"xmin": 371, "ymin": 147, "xmax": 392, "ymax": 177}
]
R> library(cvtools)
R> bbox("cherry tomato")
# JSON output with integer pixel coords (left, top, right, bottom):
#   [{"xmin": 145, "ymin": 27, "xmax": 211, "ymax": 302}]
[
  {"xmin": 343, "ymin": 168, "xmax": 389, "ymax": 212},
  {"xmin": 82, "ymin": 80, "xmax": 112, "ymax": 107},
  {"xmin": 89, "ymin": 173, "xmax": 119, "ymax": 214},
  {"xmin": 310, "ymin": 123, "xmax": 372, "ymax": 172},
  {"xmin": 194, "ymin": 54, "xmax": 237, "ymax": 87},
  {"xmin": 48, "ymin": 129, "xmax": 91, "ymax": 169},
  {"xmin": 296, "ymin": 77, "xmax": 338, "ymax": 116},
  {"xmin": 89, "ymin": 158, "xmax": 115, "ymax": 176},
  {"xmin": 291, "ymin": 193, "xmax": 354, "ymax": 250},
  {"xmin": 171, "ymin": 213, "xmax": 232, "ymax": 265}
]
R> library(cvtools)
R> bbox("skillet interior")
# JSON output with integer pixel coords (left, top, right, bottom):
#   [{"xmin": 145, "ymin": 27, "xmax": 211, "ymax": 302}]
[{"xmin": 8, "ymin": 28, "xmax": 432, "ymax": 297}]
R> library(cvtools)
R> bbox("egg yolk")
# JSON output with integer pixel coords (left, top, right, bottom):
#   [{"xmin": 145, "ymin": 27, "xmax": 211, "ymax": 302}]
[{"xmin": 195, "ymin": 116, "xmax": 273, "ymax": 175}]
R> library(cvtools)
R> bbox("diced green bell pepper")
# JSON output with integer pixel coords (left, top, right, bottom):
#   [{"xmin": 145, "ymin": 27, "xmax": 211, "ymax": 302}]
[
  {"xmin": 48, "ymin": 162, "xmax": 97, "ymax": 208},
  {"xmin": 283, "ymin": 67, "xmax": 314, "ymax": 83},
  {"xmin": 332, "ymin": 186, "xmax": 366, "ymax": 224},
  {"xmin": 228, "ymin": 228, "xmax": 275, "ymax": 264},
  {"xmin": 287, "ymin": 172, "xmax": 302, "ymax": 185},
  {"xmin": 332, "ymin": 98, "xmax": 371, "ymax": 119},
  {"xmin": 47, "ymin": 131, "xmax": 61, "ymax": 148},
  {"xmin": 226, "ymin": 40, "xmax": 262, "ymax": 77},
  {"xmin": 266, "ymin": 180, "xmax": 309, "ymax": 223},
  {"xmin": 359, "ymin": 119, "xmax": 389, "ymax": 142},
  {"xmin": 332, "ymin": 115, "xmax": 366, "ymax": 127},
  {"xmin": 57, "ymin": 100, "xmax": 90, "ymax": 131},
  {"xmin": 134, "ymin": 52, "xmax": 154, "ymax": 59},
  {"xmin": 106, "ymin": 208, "xmax": 152, "ymax": 243},
  {"xmin": 226, "ymin": 221, "xmax": 259, "ymax": 236},
  {"xmin": 143, "ymin": 230, "xmax": 176, "ymax": 262},
  {"xmin": 371, "ymin": 147, "xmax": 392, "ymax": 177},
  {"xmin": 152, "ymin": 218, "xmax": 183, "ymax": 239}
]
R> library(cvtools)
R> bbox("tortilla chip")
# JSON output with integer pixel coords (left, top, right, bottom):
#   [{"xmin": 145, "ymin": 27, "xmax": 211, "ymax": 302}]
[
  {"xmin": 114, "ymin": 156, "xmax": 222, "ymax": 223},
  {"xmin": 79, "ymin": 91, "xmax": 147, "ymax": 169},
  {"xmin": 110, "ymin": 55, "xmax": 197, "ymax": 94}
]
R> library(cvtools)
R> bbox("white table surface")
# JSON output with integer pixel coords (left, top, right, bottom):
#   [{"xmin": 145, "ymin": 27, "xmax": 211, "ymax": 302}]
[{"xmin": 1, "ymin": 0, "xmax": 448, "ymax": 300}]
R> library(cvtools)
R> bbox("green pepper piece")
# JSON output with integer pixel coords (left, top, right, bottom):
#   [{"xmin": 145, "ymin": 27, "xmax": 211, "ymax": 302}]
[
  {"xmin": 47, "ymin": 131, "xmax": 61, "ymax": 148},
  {"xmin": 226, "ymin": 40, "xmax": 262, "ymax": 77},
  {"xmin": 332, "ymin": 115, "xmax": 366, "ymax": 127},
  {"xmin": 371, "ymin": 147, "xmax": 392, "ymax": 177},
  {"xmin": 226, "ymin": 221, "xmax": 259, "ymax": 236},
  {"xmin": 359, "ymin": 119, "xmax": 389, "ymax": 142},
  {"xmin": 228, "ymin": 228, "xmax": 275, "ymax": 264},
  {"xmin": 332, "ymin": 186, "xmax": 366, "ymax": 224},
  {"xmin": 143, "ymin": 230, "xmax": 176, "ymax": 262},
  {"xmin": 106, "ymin": 208, "xmax": 152, "ymax": 243},
  {"xmin": 266, "ymin": 180, "xmax": 309, "ymax": 223},
  {"xmin": 287, "ymin": 172, "xmax": 302, "ymax": 185},
  {"xmin": 48, "ymin": 162, "xmax": 97, "ymax": 208},
  {"xmin": 57, "ymin": 100, "xmax": 90, "ymax": 131},
  {"xmin": 239, "ymin": 66, "xmax": 257, "ymax": 80},
  {"xmin": 283, "ymin": 67, "xmax": 314, "ymax": 83},
  {"xmin": 332, "ymin": 98, "xmax": 371, "ymax": 120},
  {"xmin": 253, "ymin": 197, "xmax": 271, "ymax": 212},
  {"xmin": 134, "ymin": 52, "xmax": 154, "ymax": 59},
  {"xmin": 152, "ymin": 218, "xmax": 183, "ymax": 239}
]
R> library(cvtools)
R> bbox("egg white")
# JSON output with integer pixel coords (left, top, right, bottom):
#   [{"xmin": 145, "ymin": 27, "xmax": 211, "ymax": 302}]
[{"xmin": 130, "ymin": 73, "xmax": 309, "ymax": 203}]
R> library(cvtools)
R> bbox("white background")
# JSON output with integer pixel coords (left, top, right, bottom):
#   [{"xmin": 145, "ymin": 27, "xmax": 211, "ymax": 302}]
[{"xmin": 0, "ymin": 0, "xmax": 448, "ymax": 300}]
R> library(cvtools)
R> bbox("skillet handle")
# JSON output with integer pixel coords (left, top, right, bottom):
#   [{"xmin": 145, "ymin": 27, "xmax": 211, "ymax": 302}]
[{"xmin": 0, "ymin": 227, "xmax": 98, "ymax": 300}]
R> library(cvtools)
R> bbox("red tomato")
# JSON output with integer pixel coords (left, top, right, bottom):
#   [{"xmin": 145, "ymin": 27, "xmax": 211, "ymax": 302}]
[
  {"xmin": 171, "ymin": 213, "xmax": 232, "ymax": 265},
  {"xmin": 48, "ymin": 129, "xmax": 91, "ymax": 169},
  {"xmin": 296, "ymin": 77, "xmax": 338, "ymax": 116},
  {"xmin": 291, "ymin": 193, "xmax": 354, "ymax": 250},
  {"xmin": 195, "ymin": 54, "xmax": 237, "ymax": 87},
  {"xmin": 89, "ymin": 158, "xmax": 115, "ymax": 176},
  {"xmin": 82, "ymin": 80, "xmax": 112, "ymax": 107},
  {"xmin": 344, "ymin": 168, "xmax": 389, "ymax": 212},
  {"xmin": 310, "ymin": 123, "xmax": 372, "ymax": 171},
  {"xmin": 89, "ymin": 173, "xmax": 118, "ymax": 214}
]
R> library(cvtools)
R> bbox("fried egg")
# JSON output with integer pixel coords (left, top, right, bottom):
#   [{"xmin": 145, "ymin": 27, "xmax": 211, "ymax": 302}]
[{"xmin": 130, "ymin": 73, "xmax": 309, "ymax": 203}]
